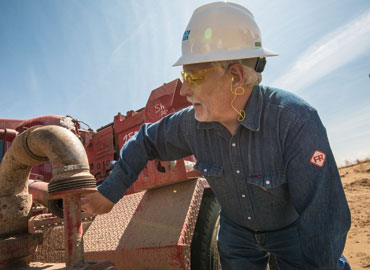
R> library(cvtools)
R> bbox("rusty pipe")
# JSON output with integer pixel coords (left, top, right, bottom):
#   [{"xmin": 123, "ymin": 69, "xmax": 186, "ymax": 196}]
[
  {"xmin": 0, "ymin": 125, "xmax": 95, "ymax": 236},
  {"xmin": 28, "ymin": 180, "xmax": 64, "ymax": 218},
  {"xmin": 28, "ymin": 180, "xmax": 49, "ymax": 207}
]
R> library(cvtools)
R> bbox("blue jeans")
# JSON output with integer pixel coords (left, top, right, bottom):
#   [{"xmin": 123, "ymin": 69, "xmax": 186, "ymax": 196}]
[{"xmin": 217, "ymin": 215, "xmax": 351, "ymax": 270}]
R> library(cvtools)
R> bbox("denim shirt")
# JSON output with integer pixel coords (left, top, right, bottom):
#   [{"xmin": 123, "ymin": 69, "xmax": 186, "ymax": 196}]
[{"xmin": 99, "ymin": 85, "xmax": 351, "ymax": 268}]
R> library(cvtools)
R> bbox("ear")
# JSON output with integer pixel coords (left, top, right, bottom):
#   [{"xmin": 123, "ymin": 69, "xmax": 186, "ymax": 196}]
[{"xmin": 229, "ymin": 64, "xmax": 245, "ymax": 86}]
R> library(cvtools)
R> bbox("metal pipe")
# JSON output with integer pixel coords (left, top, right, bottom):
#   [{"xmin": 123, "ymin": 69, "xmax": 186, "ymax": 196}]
[
  {"xmin": 0, "ymin": 125, "xmax": 95, "ymax": 235},
  {"xmin": 28, "ymin": 180, "xmax": 49, "ymax": 208},
  {"xmin": 27, "ymin": 180, "xmax": 70, "ymax": 219},
  {"xmin": 0, "ymin": 125, "xmax": 96, "ymax": 267},
  {"xmin": 0, "ymin": 128, "xmax": 18, "ymax": 142},
  {"xmin": 27, "ymin": 180, "xmax": 64, "ymax": 218},
  {"xmin": 63, "ymin": 194, "xmax": 84, "ymax": 269}
]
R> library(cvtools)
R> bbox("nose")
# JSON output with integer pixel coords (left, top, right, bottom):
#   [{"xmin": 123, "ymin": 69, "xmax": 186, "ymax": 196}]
[{"xmin": 180, "ymin": 82, "xmax": 193, "ymax": 97}]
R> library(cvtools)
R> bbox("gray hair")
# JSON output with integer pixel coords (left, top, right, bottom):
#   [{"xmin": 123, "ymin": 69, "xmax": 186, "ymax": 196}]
[{"xmin": 212, "ymin": 58, "xmax": 262, "ymax": 87}]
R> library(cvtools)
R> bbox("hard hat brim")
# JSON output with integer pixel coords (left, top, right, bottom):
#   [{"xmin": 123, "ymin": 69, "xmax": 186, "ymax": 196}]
[{"xmin": 173, "ymin": 47, "xmax": 278, "ymax": 67}]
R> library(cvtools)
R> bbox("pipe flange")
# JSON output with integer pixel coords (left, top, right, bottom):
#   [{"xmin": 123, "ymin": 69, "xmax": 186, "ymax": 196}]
[
  {"xmin": 21, "ymin": 127, "xmax": 49, "ymax": 162},
  {"xmin": 48, "ymin": 178, "xmax": 96, "ymax": 194}
]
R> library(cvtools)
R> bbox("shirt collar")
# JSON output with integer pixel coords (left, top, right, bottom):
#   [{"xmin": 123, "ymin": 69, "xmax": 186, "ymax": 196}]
[
  {"xmin": 197, "ymin": 120, "xmax": 218, "ymax": 129},
  {"xmin": 197, "ymin": 85, "xmax": 263, "ymax": 132},
  {"xmin": 239, "ymin": 85, "xmax": 262, "ymax": 132}
]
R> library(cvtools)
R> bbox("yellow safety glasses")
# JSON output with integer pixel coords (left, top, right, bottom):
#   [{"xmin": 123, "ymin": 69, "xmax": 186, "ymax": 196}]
[{"xmin": 181, "ymin": 65, "xmax": 222, "ymax": 87}]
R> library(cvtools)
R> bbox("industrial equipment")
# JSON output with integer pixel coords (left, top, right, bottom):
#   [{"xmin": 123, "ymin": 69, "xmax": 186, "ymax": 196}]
[{"xmin": 0, "ymin": 79, "xmax": 222, "ymax": 269}]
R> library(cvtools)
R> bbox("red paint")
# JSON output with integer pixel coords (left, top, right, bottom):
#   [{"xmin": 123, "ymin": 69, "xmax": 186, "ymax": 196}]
[
  {"xmin": 86, "ymin": 245, "xmax": 188, "ymax": 270},
  {"xmin": 0, "ymin": 128, "xmax": 18, "ymax": 141},
  {"xmin": 63, "ymin": 194, "xmax": 84, "ymax": 268},
  {"xmin": 15, "ymin": 115, "xmax": 70, "ymax": 132},
  {"xmin": 28, "ymin": 180, "xmax": 49, "ymax": 206}
]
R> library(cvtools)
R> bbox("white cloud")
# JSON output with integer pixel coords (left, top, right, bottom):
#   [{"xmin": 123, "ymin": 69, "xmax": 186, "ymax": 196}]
[{"xmin": 271, "ymin": 9, "xmax": 370, "ymax": 92}]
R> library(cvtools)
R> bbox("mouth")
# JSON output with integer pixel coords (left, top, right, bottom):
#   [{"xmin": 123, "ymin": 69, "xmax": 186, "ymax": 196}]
[{"xmin": 188, "ymin": 98, "xmax": 201, "ymax": 107}]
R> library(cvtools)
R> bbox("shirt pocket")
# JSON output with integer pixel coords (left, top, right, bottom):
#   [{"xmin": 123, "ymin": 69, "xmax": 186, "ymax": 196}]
[
  {"xmin": 194, "ymin": 161, "xmax": 229, "ymax": 199},
  {"xmin": 194, "ymin": 161, "xmax": 223, "ymax": 177},
  {"xmin": 247, "ymin": 172, "xmax": 289, "ymax": 202}
]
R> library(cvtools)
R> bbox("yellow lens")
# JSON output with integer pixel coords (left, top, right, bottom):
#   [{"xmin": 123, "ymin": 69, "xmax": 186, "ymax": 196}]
[
  {"xmin": 180, "ymin": 65, "xmax": 222, "ymax": 87},
  {"xmin": 181, "ymin": 71, "xmax": 204, "ymax": 86}
]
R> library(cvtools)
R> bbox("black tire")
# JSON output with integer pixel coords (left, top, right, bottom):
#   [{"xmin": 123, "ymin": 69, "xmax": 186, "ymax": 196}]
[
  {"xmin": 191, "ymin": 189, "xmax": 280, "ymax": 270},
  {"xmin": 191, "ymin": 189, "xmax": 221, "ymax": 270}
]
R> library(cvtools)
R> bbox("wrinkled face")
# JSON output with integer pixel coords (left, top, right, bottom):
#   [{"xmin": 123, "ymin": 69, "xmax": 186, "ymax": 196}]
[{"xmin": 179, "ymin": 63, "xmax": 234, "ymax": 123}]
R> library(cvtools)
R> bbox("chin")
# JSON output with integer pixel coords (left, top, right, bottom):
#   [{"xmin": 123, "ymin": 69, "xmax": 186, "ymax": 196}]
[
  {"xmin": 194, "ymin": 113, "xmax": 204, "ymax": 122},
  {"xmin": 193, "ymin": 106, "xmax": 213, "ymax": 122},
  {"xmin": 194, "ymin": 113, "xmax": 212, "ymax": 122}
]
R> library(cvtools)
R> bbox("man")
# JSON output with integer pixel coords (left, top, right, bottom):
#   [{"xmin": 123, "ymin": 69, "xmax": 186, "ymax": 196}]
[{"xmin": 82, "ymin": 2, "xmax": 351, "ymax": 269}]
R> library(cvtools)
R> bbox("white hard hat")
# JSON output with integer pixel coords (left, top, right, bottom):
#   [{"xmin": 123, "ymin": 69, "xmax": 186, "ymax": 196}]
[{"xmin": 173, "ymin": 2, "xmax": 278, "ymax": 66}]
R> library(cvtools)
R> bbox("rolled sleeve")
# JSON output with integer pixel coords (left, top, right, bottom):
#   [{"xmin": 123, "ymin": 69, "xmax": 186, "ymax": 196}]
[{"xmin": 283, "ymin": 110, "xmax": 351, "ymax": 269}]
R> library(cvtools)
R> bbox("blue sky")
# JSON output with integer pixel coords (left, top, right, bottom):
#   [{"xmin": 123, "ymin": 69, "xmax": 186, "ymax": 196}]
[{"xmin": 1, "ymin": 0, "xmax": 369, "ymax": 166}]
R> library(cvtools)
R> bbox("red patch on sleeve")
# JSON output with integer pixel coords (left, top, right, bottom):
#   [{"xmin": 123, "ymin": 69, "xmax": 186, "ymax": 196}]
[{"xmin": 310, "ymin": 150, "xmax": 326, "ymax": 167}]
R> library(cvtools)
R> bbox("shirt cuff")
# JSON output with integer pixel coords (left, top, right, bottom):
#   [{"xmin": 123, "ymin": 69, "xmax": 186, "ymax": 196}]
[{"xmin": 97, "ymin": 164, "xmax": 130, "ymax": 203}]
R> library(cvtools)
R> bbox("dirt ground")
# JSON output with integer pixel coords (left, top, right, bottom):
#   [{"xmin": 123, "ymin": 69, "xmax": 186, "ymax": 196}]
[{"xmin": 340, "ymin": 160, "xmax": 370, "ymax": 269}]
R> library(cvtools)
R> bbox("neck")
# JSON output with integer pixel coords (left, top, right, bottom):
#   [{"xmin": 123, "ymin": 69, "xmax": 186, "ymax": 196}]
[
  {"xmin": 222, "ymin": 85, "xmax": 253, "ymax": 134},
  {"xmin": 223, "ymin": 120, "xmax": 239, "ymax": 135}
]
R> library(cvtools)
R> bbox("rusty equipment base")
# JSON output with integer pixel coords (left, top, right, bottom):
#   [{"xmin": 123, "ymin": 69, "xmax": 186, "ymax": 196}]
[
  {"xmin": 40, "ymin": 189, "xmax": 115, "ymax": 270},
  {"xmin": 84, "ymin": 178, "xmax": 208, "ymax": 270},
  {"xmin": 0, "ymin": 189, "xmax": 115, "ymax": 270},
  {"xmin": 31, "ymin": 178, "xmax": 208, "ymax": 270}
]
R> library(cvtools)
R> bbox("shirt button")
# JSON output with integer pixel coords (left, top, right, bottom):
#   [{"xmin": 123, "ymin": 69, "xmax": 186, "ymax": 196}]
[
  {"xmin": 236, "ymin": 170, "xmax": 240, "ymax": 174},
  {"xmin": 204, "ymin": 169, "xmax": 207, "ymax": 173},
  {"xmin": 241, "ymin": 194, "xmax": 246, "ymax": 198},
  {"xmin": 248, "ymin": 216, "xmax": 252, "ymax": 220},
  {"xmin": 232, "ymin": 143, "xmax": 236, "ymax": 147},
  {"xmin": 266, "ymin": 180, "xmax": 270, "ymax": 185}
]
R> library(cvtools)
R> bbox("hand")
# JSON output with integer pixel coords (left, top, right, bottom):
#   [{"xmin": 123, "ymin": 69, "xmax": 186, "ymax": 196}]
[{"xmin": 81, "ymin": 191, "xmax": 114, "ymax": 215}]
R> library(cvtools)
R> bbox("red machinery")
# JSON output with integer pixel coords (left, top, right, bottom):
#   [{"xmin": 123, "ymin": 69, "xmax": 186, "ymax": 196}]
[{"xmin": 0, "ymin": 79, "xmax": 221, "ymax": 269}]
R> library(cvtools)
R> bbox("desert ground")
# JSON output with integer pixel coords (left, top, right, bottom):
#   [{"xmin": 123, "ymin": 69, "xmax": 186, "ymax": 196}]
[{"xmin": 340, "ymin": 160, "xmax": 370, "ymax": 269}]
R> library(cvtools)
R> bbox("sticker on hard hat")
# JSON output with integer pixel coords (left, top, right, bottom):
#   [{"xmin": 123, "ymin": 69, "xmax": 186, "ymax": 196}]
[
  {"xmin": 182, "ymin": 30, "xmax": 191, "ymax": 41},
  {"xmin": 255, "ymin": 41, "xmax": 262, "ymax": 47},
  {"xmin": 310, "ymin": 150, "xmax": 326, "ymax": 167}
]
